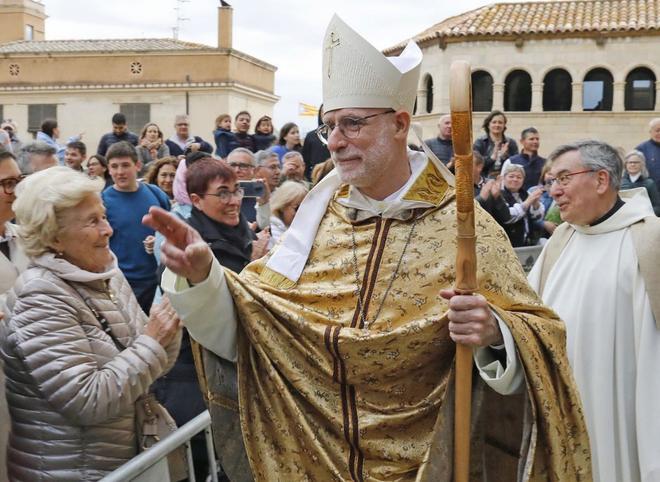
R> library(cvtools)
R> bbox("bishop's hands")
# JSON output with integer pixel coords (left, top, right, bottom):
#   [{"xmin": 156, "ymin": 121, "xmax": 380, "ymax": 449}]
[
  {"xmin": 440, "ymin": 289, "xmax": 504, "ymax": 347},
  {"xmin": 142, "ymin": 207, "xmax": 213, "ymax": 284}
]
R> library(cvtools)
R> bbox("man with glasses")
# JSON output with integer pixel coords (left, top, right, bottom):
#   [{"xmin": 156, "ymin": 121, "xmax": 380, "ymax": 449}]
[
  {"xmin": 254, "ymin": 149, "xmax": 281, "ymax": 193},
  {"xmin": 0, "ymin": 150, "xmax": 29, "ymax": 482},
  {"xmin": 529, "ymin": 140, "xmax": 660, "ymax": 481},
  {"xmin": 148, "ymin": 15, "xmax": 590, "ymax": 480},
  {"xmin": 165, "ymin": 114, "xmax": 213, "ymax": 158},
  {"xmin": 227, "ymin": 147, "xmax": 270, "ymax": 229}
]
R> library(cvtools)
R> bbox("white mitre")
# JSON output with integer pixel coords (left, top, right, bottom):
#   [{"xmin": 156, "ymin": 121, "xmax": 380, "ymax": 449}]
[{"xmin": 322, "ymin": 14, "xmax": 422, "ymax": 114}]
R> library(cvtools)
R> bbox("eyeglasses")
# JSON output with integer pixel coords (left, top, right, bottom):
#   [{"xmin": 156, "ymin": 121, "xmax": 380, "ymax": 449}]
[
  {"xmin": 0, "ymin": 175, "xmax": 26, "ymax": 195},
  {"xmin": 544, "ymin": 169, "xmax": 594, "ymax": 188},
  {"xmin": 316, "ymin": 109, "xmax": 395, "ymax": 145},
  {"xmin": 204, "ymin": 187, "xmax": 244, "ymax": 203},
  {"xmin": 229, "ymin": 162, "xmax": 255, "ymax": 171},
  {"xmin": 176, "ymin": 123, "xmax": 189, "ymax": 127}
]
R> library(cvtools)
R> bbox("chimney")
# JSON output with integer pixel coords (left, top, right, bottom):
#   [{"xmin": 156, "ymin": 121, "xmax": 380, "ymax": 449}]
[{"xmin": 218, "ymin": 0, "xmax": 232, "ymax": 49}]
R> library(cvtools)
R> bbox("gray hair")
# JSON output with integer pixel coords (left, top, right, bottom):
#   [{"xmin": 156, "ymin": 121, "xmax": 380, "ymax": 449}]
[
  {"xmin": 13, "ymin": 166, "xmax": 105, "ymax": 257},
  {"xmin": 17, "ymin": 141, "xmax": 57, "ymax": 174},
  {"xmin": 255, "ymin": 149, "xmax": 279, "ymax": 168},
  {"xmin": 649, "ymin": 117, "xmax": 660, "ymax": 130},
  {"xmin": 547, "ymin": 140, "xmax": 622, "ymax": 190},
  {"xmin": 623, "ymin": 149, "xmax": 649, "ymax": 178},
  {"xmin": 227, "ymin": 147, "xmax": 256, "ymax": 166},
  {"xmin": 282, "ymin": 151, "xmax": 303, "ymax": 163},
  {"xmin": 270, "ymin": 181, "xmax": 308, "ymax": 220},
  {"xmin": 501, "ymin": 161, "xmax": 525, "ymax": 178}
]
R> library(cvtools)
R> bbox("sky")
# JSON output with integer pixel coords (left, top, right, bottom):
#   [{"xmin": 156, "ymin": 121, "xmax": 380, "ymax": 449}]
[{"xmin": 43, "ymin": 0, "xmax": 500, "ymax": 134}]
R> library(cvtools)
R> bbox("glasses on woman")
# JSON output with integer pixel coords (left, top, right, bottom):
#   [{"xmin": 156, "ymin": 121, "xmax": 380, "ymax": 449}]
[
  {"xmin": 544, "ymin": 169, "xmax": 594, "ymax": 188},
  {"xmin": 0, "ymin": 175, "xmax": 26, "ymax": 195},
  {"xmin": 204, "ymin": 187, "xmax": 244, "ymax": 203},
  {"xmin": 316, "ymin": 109, "xmax": 395, "ymax": 145}
]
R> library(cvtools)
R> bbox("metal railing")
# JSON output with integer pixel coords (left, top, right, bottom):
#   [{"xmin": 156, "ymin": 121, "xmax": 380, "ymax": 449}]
[{"xmin": 101, "ymin": 410, "xmax": 219, "ymax": 482}]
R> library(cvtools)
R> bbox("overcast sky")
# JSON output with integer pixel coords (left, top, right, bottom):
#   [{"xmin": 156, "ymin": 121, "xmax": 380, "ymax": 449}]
[{"xmin": 44, "ymin": 0, "xmax": 500, "ymax": 133}]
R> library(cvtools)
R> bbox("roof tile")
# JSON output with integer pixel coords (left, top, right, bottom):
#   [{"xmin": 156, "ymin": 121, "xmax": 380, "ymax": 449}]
[{"xmin": 0, "ymin": 38, "xmax": 214, "ymax": 54}]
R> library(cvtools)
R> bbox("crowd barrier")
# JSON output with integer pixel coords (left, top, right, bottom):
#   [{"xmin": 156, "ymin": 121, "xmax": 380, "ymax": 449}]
[{"xmin": 100, "ymin": 410, "xmax": 219, "ymax": 482}]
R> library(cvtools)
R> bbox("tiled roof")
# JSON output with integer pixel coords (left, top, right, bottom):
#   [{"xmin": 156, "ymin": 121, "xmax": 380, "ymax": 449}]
[
  {"xmin": 384, "ymin": 0, "xmax": 660, "ymax": 52},
  {"xmin": 0, "ymin": 38, "xmax": 215, "ymax": 54}
]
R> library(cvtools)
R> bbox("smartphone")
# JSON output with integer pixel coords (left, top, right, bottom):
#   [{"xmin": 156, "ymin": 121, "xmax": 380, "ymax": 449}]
[{"xmin": 239, "ymin": 180, "xmax": 266, "ymax": 198}]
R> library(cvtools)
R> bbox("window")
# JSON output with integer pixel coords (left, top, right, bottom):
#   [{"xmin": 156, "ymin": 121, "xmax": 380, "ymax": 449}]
[
  {"xmin": 119, "ymin": 103, "xmax": 150, "ymax": 133},
  {"xmin": 28, "ymin": 104, "xmax": 57, "ymax": 133},
  {"xmin": 625, "ymin": 67, "xmax": 656, "ymax": 111},
  {"xmin": 425, "ymin": 75, "xmax": 434, "ymax": 114},
  {"xmin": 583, "ymin": 68, "xmax": 613, "ymax": 111},
  {"xmin": 413, "ymin": 97, "xmax": 418, "ymax": 115},
  {"xmin": 504, "ymin": 70, "xmax": 532, "ymax": 111},
  {"xmin": 543, "ymin": 69, "xmax": 572, "ymax": 111},
  {"xmin": 472, "ymin": 70, "xmax": 493, "ymax": 112},
  {"xmin": 24, "ymin": 25, "xmax": 34, "ymax": 41}
]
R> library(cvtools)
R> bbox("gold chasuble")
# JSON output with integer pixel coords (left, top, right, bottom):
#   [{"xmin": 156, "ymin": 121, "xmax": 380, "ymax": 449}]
[{"xmin": 195, "ymin": 161, "xmax": 591, "ymax": 481}]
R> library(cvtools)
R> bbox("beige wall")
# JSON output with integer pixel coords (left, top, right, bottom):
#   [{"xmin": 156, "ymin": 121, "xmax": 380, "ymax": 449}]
[
  {"xmin": 0, "ymin": 86, "xmax": 278, "ymax": 152},
  {"xmin": 415, "ymin": 35, "xmax": 660, "ymax": 153},
  {"xmin": 0, "ymin": 51, "xmax": 275, "ymax": 94},
  {"xmin": 0, "ymin": 0, "xmax": 46, "ymax": 43}
]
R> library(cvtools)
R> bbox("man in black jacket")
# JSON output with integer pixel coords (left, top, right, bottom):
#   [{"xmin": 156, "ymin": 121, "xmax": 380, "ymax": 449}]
[{"xmin": 96, "ymin": 113, "xmax": 139, "ymax": 156}]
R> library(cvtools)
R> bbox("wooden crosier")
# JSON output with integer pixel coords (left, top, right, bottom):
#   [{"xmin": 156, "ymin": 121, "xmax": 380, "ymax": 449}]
[{"xmin": 449, "ymin": 60, "xmax": 477, "ymax": 482}]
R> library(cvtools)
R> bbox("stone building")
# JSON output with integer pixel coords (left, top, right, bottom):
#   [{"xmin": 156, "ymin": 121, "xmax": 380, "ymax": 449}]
[
  {"xmin": 385, "ymin": 0, "xmax": 659, "ymax": 154},
  {"xmin": 0, "ymin": 0, "xmax": 278, "ymax": 148}
]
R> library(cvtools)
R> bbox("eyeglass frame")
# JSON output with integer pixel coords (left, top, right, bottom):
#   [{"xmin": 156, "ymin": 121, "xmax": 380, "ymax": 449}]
[
  {"xmin": 228, "ymin": 162, "xmax": 255, "ymax": 171},
  {"xmin": 0, "ymin": 175, "xmax": 26, "ymax": 195},
  {"xmin": 544, "ymin": 169, "xmax": 595, "ymax": 188},
  {"xmin": 316, "ymin": 109, "xmax": 396, "ymax": 145},
  {"xmin": 203, "ymin": 187, "xmax": 245, "ymax": 203}
]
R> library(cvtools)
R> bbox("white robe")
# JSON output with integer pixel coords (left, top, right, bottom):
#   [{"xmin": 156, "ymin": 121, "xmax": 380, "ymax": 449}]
[{"xmin": 528, "ymin": 193, "xmax": 660, "ymax": 482}]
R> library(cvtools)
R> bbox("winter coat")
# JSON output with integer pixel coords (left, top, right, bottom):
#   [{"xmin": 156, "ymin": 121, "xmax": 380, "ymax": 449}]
[
  {"xmin": 620, "ymin": 172, "xmax": 660, "ymax": 216},
  {"xmin": 1, "ymin": 254, "xmax": 180, "ymax": 481}
]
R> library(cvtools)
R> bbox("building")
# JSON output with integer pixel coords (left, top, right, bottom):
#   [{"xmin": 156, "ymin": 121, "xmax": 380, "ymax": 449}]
[
  {"xmin": 385, "ymin": 0, "xmax": 659, "ymax": 153},
  {"xmin": 0, "ymin": 0, "xmax": 278, "ymax": 148}
]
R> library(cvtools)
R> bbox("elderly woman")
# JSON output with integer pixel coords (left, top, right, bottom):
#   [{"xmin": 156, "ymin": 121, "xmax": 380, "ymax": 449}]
[
  {"xmin": 499, "ymin": 162, "xmax": 544, "ymax": 247},
  {"xmin": 280, "ymin": 151, "xmax": 311, "ymax": 187},
  {"xmin": 621, "ymin": 150, "xmax": 660, "ymax": 216},
  {"xmin": 145, "ymin": 156, "xmax": 178, "ymax": 200},
  {"xmin": 0, "ymin": 167, "xmax": 181, "ymax": 481},
  {"xmin": 268, "ymin": 180, "xmax": 308, "ymax": 248}
]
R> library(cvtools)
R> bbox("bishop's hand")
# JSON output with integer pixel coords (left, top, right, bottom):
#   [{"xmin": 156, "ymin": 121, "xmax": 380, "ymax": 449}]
[
  {"xmin": 142, "ymin": 206, "xmax": 213, "ymax": 284},
  {"xmin": 440, "ymin": 289, "xmax": 504, "ymax": 347}
]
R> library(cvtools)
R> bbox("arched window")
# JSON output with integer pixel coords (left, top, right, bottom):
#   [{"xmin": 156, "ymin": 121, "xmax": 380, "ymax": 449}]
[
  {"xmin": 543, "ymin": 69, "xmax": 572, "ymax": 111},
  {"xmin": 625, "ymin": 67, "xmax": 656, "ymax": 110},
  {"xmin": 583, "ymin": 68, "xmax": 613, "ymax": 111},
  {"xmin": 471, "ymin": 70, "xmax": 493, "ymax": 112},
  {"xmin": 425, "ymin": 75, "xmax": 434, "ymax": 113},
  {"xmin": 504, "ymin": 70, "xmax": 532, "ymax": 111}
]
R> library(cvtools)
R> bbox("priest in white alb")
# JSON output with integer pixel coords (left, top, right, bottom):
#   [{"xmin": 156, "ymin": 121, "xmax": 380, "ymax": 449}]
[{"xmin": 529, "ymin": 140, "xmax": 660, "ymax": 482}]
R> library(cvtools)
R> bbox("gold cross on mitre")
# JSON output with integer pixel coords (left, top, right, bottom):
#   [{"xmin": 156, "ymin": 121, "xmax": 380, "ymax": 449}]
[{"xmin": 325, "ymin": 30, "xmax": 340, "ymax": 78}]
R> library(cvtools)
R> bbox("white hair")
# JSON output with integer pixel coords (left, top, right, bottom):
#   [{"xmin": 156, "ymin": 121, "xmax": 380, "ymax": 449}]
[
  {"xmin": 13, "ymin": 166, "xmax": 105, "ymax": 257},
  {"xmin": 270, "ymin": 181, "xmax": 308, "ymax": 219},
  {"xmin": 624, "ymin": 150, "xmax": 649, "ymax": 178},
  {"xmin": 649, "ymin": 117, "xmax": 660, "ymax": 130},
  {"xmin": 501, "ymin": 160, "xmax": 525, "ymax": 178}
]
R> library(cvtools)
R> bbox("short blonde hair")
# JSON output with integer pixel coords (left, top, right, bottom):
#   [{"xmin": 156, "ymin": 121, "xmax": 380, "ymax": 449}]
[
  {"xmin": 270, "ymin": 181, "xmax": 308, "ymax": 220},
  {"xmin": 13, "ymin": 166, "xmax": 105, "ymax": 257}
]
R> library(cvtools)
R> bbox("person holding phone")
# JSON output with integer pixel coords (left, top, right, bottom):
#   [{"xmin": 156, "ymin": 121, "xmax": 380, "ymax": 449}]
[{"xmin": 226, "ymin": 147, "xmax": 270, "ymax": 229}]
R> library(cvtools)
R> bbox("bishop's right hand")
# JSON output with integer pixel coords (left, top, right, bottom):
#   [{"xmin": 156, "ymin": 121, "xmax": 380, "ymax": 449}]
[{"xmin": 142, "ymin": 206, "xmax": 213, "ymax": 284}]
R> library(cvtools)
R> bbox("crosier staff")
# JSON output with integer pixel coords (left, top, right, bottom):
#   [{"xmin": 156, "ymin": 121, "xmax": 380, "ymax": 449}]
[{"xmin": 449, "ymin": 60, "xmax": 477, "ymax": 482}]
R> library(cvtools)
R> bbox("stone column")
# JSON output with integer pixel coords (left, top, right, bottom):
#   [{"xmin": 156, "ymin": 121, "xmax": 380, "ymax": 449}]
[
  {"xmin": 531, "ymin": 82, "xmax": 543, "ymax": 112},
  {"xmin": 571, "ymin": 82, "xmax": 583, "ymax": 112},
  {"xmin": 612, "ymin": 81, "xmax": 625, "ymax": 112},
  {"xmin": 493, "ymin": 83, "xmax": 504, "ymax": 111}
]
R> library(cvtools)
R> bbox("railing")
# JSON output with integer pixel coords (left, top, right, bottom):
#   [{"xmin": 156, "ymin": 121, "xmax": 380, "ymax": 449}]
[{"xmin": 101, "ymin": 410, "xmax": 219, "ymax": 482}]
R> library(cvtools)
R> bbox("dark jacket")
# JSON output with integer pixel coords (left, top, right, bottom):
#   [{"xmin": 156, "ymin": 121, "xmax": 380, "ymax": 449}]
[
  {"xmin": 97, "ymin": 131, "xmax": 139, "ymax": 156},
  {"xmin": 233, "ymin": 132, "xmax": 256, "ymax": 152},
  {"xmin": 474, "ymin": 178, "xmax": 512, "ymax": 226},
  {"xmin": 165, "ymin": 136, "xmax": 213, "ymax": 157},
  {"xmin": 425, "ymin": 136, "xmax": 454, "ymax": 164},
  {"xmin": 302, "ymin": 130, "xmax": 330, "ymax": 180},
  {"xmin": 213, "ymin": 128, "xmax": 237, "ymax": 158},
  {"xmin": 500, "ymin": 187, "xmax": 537, "ymax": 247},
  {"xmin": 620, "ymin": 172, "xmax": 660, "ymax": 216},
  {"xmin": 635, "ymin": 139, "xmax": 660, "ymax": 185},
  {"xmin": 473, "ymin": 135, "xmax": 519, "ymax": 176},
  {"xmin": 253, "ymin": 133, "xmax": 276, "ymax": 152}
]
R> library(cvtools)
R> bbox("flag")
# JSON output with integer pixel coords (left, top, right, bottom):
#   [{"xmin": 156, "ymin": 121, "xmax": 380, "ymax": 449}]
[{"xmin": 298, "ymin": 102, "xmax": 319, "ymax": 117}]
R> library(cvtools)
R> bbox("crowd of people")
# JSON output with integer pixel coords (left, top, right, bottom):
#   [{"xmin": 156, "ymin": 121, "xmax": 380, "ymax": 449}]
[{"xmin": 0, "ymin": 13, "xmax": 659, "ymax": 481}]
